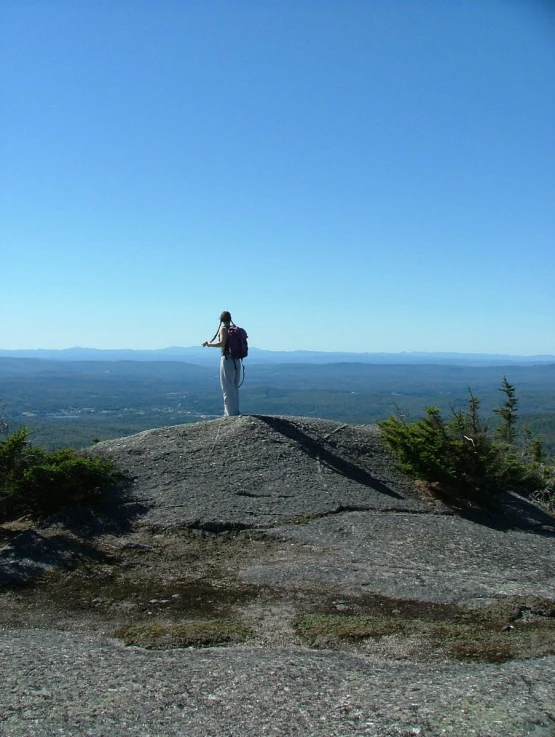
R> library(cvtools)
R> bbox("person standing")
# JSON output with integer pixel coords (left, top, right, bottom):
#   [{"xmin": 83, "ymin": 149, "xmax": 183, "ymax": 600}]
[{"xmin": 203, "ymin": 310, "xmax": 241, "ymax": 416}]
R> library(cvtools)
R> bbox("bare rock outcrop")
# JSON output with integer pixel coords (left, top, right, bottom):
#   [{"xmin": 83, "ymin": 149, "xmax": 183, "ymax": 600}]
[
  {"xmin": 90, "ymin": 414, "xmax": 431, "ymax": 530},
  {"xmin": 2, "ymin": 416, "xmax": 555, "ymax": 737}
]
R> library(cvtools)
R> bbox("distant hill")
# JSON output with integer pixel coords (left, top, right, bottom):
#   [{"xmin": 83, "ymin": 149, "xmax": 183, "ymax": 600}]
[{"xmin": 0, "ymin": 346, "xmax": 554, "ymax": 367}]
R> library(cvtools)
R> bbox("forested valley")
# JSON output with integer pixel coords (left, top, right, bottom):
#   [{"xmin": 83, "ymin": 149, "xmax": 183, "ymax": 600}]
[{"xmin": 1, "ymin": 358, "xmax": 554, "ymax": 456}]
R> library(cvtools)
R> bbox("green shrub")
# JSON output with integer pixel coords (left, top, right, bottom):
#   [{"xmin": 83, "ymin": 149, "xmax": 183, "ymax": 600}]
[
  {"xmin": 379, "ymin": 380, "xmax": 553, "ymax": 504},
  {"xmin": 0, "ymin": 426, "xmax": 123, "ymax": 521}
]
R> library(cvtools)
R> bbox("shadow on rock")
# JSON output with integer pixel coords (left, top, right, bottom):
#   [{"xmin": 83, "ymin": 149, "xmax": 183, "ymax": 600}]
[
  {"xmin": 434, "ymin": 489, "xmax": 555, "ymax": 538},
  {"xmin": 0, "ymin": 480, "xmax": 150, "ymax": 585},
  {"xmin": 251, "ymin": 415, "xmax": 403, "ymax": 499},
  {"xmin": 40, "ymin": 478, "xmax": 151, "ymax": 538},
  {"xmin": 0, "ymin": 529, "xmax": 111, "ymax": 585}
]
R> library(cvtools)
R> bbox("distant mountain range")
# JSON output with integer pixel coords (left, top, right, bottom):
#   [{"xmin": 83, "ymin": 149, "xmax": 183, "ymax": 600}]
[{"xmin": 0, "ymin": 346, "xmax": 554, "ymax": 367}]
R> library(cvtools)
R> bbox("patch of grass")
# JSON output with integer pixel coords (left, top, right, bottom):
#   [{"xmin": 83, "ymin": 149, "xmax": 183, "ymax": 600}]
[
  {"xmin": 295, "ymin": 613, "xmax": 405, "ymax": 643},
  {"xmin": 441, "ymin": 632, "xmax": 514, "ymax": 663},
  {"xmin": 274, "ymin": 514, "xmax": 323, "ymax": 526},
  {"xmin": 33, "ymin": 567, "xmax": 263, "ymax": 620},
  {"xmin": 426, "ymin": 619, "xmax": 555, "ymax": 663},
  {"xmin": 113, "ymin": 620, "xmax": 253, "ymax": 649},
  {"xmin": 295, "ymin": 596, "xmax": 555, "ymax": 663}
]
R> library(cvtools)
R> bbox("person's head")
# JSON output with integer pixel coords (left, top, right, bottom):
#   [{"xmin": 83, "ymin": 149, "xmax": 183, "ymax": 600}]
[{"xmin": 220, "ymin": 310, "xmax": 232, "ymax": 324}]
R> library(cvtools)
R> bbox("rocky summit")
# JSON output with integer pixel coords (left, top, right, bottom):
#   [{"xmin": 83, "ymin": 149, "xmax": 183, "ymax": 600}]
[{"xmin": 1, "ymin": 415, "xmax": 554, "ymax": 737}]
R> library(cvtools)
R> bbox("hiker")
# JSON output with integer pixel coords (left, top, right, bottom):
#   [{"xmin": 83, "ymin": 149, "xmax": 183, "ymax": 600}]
[{"xmin": 203, "ymin": 311, "xmax": 247, "ymax": 417}]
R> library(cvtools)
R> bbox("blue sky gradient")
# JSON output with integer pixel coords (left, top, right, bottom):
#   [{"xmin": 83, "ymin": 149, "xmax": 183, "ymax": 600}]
[{"xmin": 2, "ymin": 0, "xmax": 554, "ymax": 354}]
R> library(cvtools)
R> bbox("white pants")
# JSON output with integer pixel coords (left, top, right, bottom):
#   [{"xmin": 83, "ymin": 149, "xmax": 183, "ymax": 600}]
[{"xmin": 220, "ymin": 356, "xmax": 241, "ymax": 416}]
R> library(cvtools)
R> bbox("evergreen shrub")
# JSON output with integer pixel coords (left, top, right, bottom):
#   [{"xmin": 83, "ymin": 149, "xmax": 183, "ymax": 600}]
[
  {"xmin": 379, "ymin": 378, "xmax": 554, "ymax": 505},
  {"xmin": 0, "ymin": 426, "xmax": 122, "ymax": 521}
]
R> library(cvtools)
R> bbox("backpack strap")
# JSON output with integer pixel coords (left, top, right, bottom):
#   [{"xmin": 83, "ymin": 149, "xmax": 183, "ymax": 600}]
[{"xmin": 233, "ymin": 358, "xmax": 246, "ymax": 387}]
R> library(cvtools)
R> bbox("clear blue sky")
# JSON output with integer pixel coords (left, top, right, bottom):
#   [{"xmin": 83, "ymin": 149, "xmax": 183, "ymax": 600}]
[{"xmin": 2, "ymin": 0, "xmax": 554, "ymax": 354}]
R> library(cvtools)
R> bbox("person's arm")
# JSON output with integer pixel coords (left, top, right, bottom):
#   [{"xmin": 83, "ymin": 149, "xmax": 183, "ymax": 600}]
[{"xmin": 203, "ymin": 326, "xmax": 228, "ymax": 348}]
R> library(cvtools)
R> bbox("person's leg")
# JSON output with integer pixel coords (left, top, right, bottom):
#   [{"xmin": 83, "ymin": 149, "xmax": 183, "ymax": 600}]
[{"xmin": 220, "ymin": 357, "xmax": 239, "ymax": 416}]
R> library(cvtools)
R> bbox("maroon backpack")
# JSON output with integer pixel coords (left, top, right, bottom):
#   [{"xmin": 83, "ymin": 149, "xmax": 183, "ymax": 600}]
[{"xmin": 225, "ymin": 325, "xmax": 248, "ymax": 360}]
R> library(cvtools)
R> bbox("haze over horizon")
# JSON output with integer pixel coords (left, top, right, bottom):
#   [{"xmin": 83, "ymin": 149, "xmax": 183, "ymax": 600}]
[
  {"xmin": 1, "ymin": 345, "xmax": 554, "ymax": 365},
  {"xmin": 2, "ymin": 1, "xmax": 554, "ymax": 355}
]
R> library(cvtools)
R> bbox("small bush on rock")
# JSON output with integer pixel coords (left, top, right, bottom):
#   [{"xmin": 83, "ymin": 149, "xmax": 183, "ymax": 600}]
[
  {"xmin": 379, "ymin": 379, "xmax": 554, "ymax": 505},
  {"xmin": 0, "ymin": 426, "xmax": 122, "ymax": 521}
]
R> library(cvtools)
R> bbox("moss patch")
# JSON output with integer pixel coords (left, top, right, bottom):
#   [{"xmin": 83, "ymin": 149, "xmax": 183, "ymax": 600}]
[
  {"xmin": 296, "ymin": 613, "xmax": 409, "ymax": 641},
  {"xmin": 295, "ymin": 596, "xmax": 555, "ymax": 663},
  {"xmin": 272, "ymin": 514, "xmax": 323, "ymax": 526},
  {"xmin": 3, "ymin": 526, "xmax": 554, "ymax": 663},
  {"xmin": 113, "ymin": 620, "xmax": 253, "ymax": 649},
  {"xmin": 30, "ymin": 568, "xmax": 263, "ymax": 621}
]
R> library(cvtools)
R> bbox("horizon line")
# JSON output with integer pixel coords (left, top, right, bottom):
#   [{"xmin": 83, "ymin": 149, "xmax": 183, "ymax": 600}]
[{"xmin": 1, "ymin": 346, "xmax": 555, "ymax": 359}]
